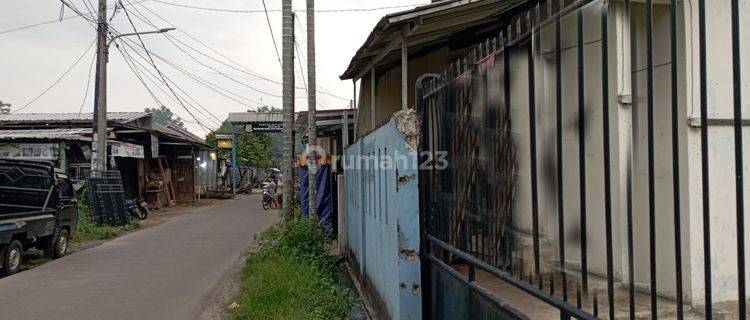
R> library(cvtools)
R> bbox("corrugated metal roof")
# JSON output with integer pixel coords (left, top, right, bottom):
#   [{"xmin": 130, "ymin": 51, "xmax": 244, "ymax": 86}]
[
  {"xmin": 228, "ymin": 112, "xmax": 283, "ymax": 124},
  {"xmin": 340, "ymin": 0, "xmax": 525, "ymax": 79},
  {"xmin": 0, "ymin": 128, "xmax": 93, "ymax": 141},
  {"xmin": 153, "ymin": 123, "xmax": 205, "ymax": 144},
  {"xmin": 0, "ymin": 112, "xmax": 150, "ymax": 124}
]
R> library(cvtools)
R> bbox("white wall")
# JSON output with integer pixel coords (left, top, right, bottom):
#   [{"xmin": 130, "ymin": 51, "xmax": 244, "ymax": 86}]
[
  {"xmin": 682, "ymin": 0, "xmax": 750, "ymax": 307},
  {"xmin": 512, "ymin": 0, "xmax": 750, "ymax": 309}
]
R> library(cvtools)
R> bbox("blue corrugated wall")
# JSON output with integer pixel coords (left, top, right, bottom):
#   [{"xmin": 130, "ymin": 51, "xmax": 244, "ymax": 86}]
[{"xmin": 344, "ymin": 119, "xmax": 422, "ymax": 320}]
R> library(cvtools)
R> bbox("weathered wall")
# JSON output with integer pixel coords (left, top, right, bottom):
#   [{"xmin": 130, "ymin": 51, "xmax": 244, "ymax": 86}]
[
  {"xmin": 344, "ymin": 111, "xmax": 422, "ymax": 320},
  {"xmin": 356, "ymin": 47, "xmax": 454, "ymax": 138}
]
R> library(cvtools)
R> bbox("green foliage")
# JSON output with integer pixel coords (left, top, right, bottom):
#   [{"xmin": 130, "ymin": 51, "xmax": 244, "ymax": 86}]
[
  {"xmin": 231, "ymin": 218, "xmax": 351, "ymax": 320},
  {"xmin": 145, "ymin": 106, "xmax": 185, "ymax": 128},
  {"xmin": 20, "ymin": 258, "xmax": 51, "ymax": 271},
  {"xmin": 256, "ymin": 218, "xmax": 335, "ymax": 270},
  {"xmin": 206, "ymin": 122, "xmax": 274, "ymax": 169},
  {"xmin": 257, "ymin": 106, "xmax": 284, "ymax": 168},
  {"xmin": 73, "ymin": 187, "xmax": 139, "ymax": 243}
]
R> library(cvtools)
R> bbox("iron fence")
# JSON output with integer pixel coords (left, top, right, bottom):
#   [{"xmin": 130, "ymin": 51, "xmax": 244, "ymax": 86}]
[{"xmin": 417, "ymin": 0, "xmax": 748, "ymax": 319}]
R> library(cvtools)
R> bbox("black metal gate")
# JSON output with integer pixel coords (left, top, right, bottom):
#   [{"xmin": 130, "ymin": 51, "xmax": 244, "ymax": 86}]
[{"xmin": 418, "ymin": 0, "xmax": 748, "ymax": 319}]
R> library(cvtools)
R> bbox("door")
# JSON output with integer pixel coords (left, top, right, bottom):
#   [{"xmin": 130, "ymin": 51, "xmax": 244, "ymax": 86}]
[{"xmin": 172, "ymin": 158, "xmax": 195, "ymax": 203}]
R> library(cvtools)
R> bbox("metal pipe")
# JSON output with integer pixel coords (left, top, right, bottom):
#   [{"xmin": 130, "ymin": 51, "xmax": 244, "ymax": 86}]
[
  {"xmin": 669, "ymin": 0, "xmax": 684, "ymax": 318},
  {"xmin": 697, "ymin": 0, "xmax": 712, "ymax": 316},
  {"xmin": 576, "ymin": 6, "xmax": 588, "ymax": 297},
  {"xmin": 600, "ymin": 2, "xmax": 616, "ymax": 319},
  {"xmin": 730, "ymin": 0, "xmax": 746, "ymax": 317},
  {"xmin": 524, "ymin": 25, "xmax": 541, "ymax": 281},
  {"xmin": 554, "ymin": 2, "xmax": 568, "ymax": 308},
  {"xmin": 428, "ymin": 236, "xmax": 598, "ymax": 320},
  {"xmin": 646, "ymin": 1, "xmax": 658, "ymax": 317}
]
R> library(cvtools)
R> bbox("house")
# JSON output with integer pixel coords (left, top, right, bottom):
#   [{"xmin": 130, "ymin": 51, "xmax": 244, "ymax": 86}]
[
  {"xmin": 0, "ymin": 112, "xmax": 209, "ymax": 206},
  {"xmin": 342, "ymin": 0, "xmax": 750, "ymax": 319}
]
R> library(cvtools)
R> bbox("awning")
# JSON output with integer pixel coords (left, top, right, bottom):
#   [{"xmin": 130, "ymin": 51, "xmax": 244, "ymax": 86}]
[
  {"xmin": 340, "ymin": 0, "xmax": 526, "ymax": 80},
  {"xmin": 0, "ymin": 128, "xmax": 94, "ymax": 141}
]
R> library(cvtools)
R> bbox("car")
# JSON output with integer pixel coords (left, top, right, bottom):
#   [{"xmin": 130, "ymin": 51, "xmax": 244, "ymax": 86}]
[{"xmin": 0, "ymin": 158, "xmax": 78, "ymax": 276}]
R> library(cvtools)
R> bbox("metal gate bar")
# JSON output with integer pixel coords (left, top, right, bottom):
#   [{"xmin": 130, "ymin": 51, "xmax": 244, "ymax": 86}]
[{"xmin": 416, "ymin": 0, "xmax": 748, "ymax": 318}]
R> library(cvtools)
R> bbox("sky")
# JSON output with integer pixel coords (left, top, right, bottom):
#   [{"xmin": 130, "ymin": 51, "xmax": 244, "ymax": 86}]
[{"xmin": 0, "ymin": 0, "xmax": 426, "ymax": 136}]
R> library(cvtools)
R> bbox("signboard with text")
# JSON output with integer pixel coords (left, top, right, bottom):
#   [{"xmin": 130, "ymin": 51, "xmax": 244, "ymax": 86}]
[
  {"xmin": 110, "ymin": 142, "xmax": 145, "ymax": 159},
  {"xmin": 245, "ymin": 122, "xmax": 282, "ymax": 133}
]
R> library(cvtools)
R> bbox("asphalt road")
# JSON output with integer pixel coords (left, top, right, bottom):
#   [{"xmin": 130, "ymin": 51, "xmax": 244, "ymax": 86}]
[{"xmin": 0, "ymin": 194, "xmax": 278, "ymax": 320}]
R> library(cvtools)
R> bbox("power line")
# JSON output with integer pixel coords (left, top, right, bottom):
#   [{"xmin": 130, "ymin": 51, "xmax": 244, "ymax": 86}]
[
  {"xmin": 115, "ymin": 39, "xmax": 220, "ymax": 131},
  {"xmin": 136, "ymin": 3, "xmax": 274, "ymax": 82},
  {"xmin": 115, "ymin": 11, "xmax": 263, "ymax": 108},
  {"xmin": 14, "ymin": 38, "xmax": 96, "ymax": 113},
  {"xmin": 113, "ymin": 28, "xmax": 233, "ymax": 128},
  {"xmin": 151, "ymin": 0, "xmax": 428, "ymax": 14},
  {"xmin": 119, "ymin": 2, "xmax": 212, "ymax": 132},
  {"xmin": 58, "ymin": 0, "xmax": 97, "ymax": 23},
  {"xmin": 0, "ymin": 0, "xmax": 150, "ymax": 36},
  {"xmin": 77, "ymin": 51, "xmax": 97, "ymax": 117},
  {"xmin": 261, "ymin": 0, "xmax": 282, "ymax": 68},
  {"xmin": 116, "ymin": 35, "xmax": 223, "ymax": 128},
  {"xmin": 123, "ymin": 4, "xmax": 280, "ymax": 102},
  {"xmin": 115, "ymin": 41, "xmax": 205, "ymax": 129},
  {"xmin": 136, "ymin": 1, "xmax": 350, "ymax": 103}
]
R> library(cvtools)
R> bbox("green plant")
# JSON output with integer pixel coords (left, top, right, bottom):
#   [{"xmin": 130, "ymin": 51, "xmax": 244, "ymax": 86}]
[
  {"xmin": 73, "ymin": 186, "xmax": 139, "ymax": 243},
  {"xmin": 255, "ymin": 218, "xmax": 334, "ymax": 270},
  {"xmin": 231, "ymin": 218, "xmax": 351, "ymax": 320}
]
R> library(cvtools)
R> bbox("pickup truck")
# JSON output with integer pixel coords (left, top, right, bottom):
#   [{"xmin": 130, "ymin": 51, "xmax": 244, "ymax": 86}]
[{"xmin": 0, "ymin": 158, "xmax": 78, "ymax": 276}]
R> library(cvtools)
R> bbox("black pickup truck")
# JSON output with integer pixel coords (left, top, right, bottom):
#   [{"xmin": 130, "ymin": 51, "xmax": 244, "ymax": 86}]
[{"xmin": 0, "ymin": 158, "xmax": 78, "ymax": 276}]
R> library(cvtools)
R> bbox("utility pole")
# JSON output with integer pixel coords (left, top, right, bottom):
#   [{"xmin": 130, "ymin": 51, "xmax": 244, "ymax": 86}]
[
  {"xmin": 281, "ymin": 0, "xmax": 295, "ymax": 220},
  {"xmin": 90, "ymin": 1, "xmax": 172, "ymax": 172},
  {"xmin": 91, "ymin": 0, "xmax": 108, "ymax": 172},
  {"xmin": 306, "ymin": 0, "xmax": 318, "ymax": 219}
]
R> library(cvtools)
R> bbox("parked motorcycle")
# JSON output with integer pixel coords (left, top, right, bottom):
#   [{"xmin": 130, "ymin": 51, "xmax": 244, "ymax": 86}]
[{"xmin": 124, "ymin": 198, "xmax": 150, "ymax": 220}]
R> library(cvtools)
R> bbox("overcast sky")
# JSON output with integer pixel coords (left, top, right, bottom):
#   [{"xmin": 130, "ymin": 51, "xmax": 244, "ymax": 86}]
[{"xmin": 0, "ymin": 0, "xmax": 424, "ymax": 136}]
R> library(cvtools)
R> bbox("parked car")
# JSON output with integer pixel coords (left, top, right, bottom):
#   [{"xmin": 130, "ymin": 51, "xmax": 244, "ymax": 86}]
[{"xmin": 0, "ymin": 158, "xmax": 78, "ymax": 276}]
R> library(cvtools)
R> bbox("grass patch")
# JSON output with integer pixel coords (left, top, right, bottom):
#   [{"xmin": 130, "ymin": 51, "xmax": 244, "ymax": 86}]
[
  {"xmin": 231, "ymin": 218, "xmax": 351, "ymax": 320},
  {"xmin": 20, "ymin": 257, "xmax": 51, "ymax": 271},
  {"xmin": 74, "ymin": 213, "xmax": 139, "ymax": 242},
  {"xmin": 72, "ymin": 186, "xmax": 140, "ymax": 243}
]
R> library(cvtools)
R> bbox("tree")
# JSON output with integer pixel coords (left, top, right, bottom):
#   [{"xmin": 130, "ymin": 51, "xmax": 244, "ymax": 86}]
[
  {"xmin": 145, "ymin": 106, "xmax": 184, "ymax": 128},
  {"xmin": 205, "ymin": 122, "xmax": 273, "ymax": 169},
  {"xmin": 257, "ymin": 106, "xmax": 284, "ymax": 168}
]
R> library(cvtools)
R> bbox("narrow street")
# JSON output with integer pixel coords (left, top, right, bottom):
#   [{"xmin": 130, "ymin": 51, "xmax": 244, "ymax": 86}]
[{"xmin": 0, "ymin": 194, "xmax": 277, "ymax": 320}]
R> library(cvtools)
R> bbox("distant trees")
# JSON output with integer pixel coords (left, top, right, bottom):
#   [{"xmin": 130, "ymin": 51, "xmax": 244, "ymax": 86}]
[
  {"xmin": 145, "ymin": 106, "xmax": 185, "ymax": 128},
  {"xmin": 205, "ymin": 121, "xmax": 274, "ymax": 170}
]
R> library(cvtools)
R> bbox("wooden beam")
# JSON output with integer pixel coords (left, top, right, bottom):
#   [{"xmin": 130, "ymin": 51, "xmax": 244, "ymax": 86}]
[{"xmin": 401, "ymin": 27, "xmax": 409, "ymax": 110}]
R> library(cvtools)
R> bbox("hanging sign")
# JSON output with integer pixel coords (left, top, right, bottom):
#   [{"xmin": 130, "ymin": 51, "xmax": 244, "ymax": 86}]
[
  {"xmin": 110, "ymin": 142, "xmax": 145, "ymax": 159},
  {"xmin": 245, "ymin": 122, "xmax": 282, "ymax": 133},
  {"xmin": 216, "ymin": 135, "xmax": 233, "ymax": 149}
]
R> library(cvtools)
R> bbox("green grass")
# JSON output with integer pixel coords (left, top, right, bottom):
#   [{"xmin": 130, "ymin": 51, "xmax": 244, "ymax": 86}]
[
  {"xmin": 231, "ymin": 218, "xmax": 351, "ymax": 320},
  {"xmin": 20, "ymin": 258, "xmax": 51, "ymax": 271},
  {"xmin": 72, "ymin": 186, "xmax": 140, "ymax": 243},
  {"xmin": 73, "ymin": 212, "xmax": 139, "ymax": 242}
]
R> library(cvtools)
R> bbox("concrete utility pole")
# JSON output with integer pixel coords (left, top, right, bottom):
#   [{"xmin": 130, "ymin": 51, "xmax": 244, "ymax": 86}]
[
  {"xmin": 306, "ymin": 0, "xmax": 318, "ymax": 219},
  {"xmin": 281, "ymin": 0, "xmax": 296, "ymax": 220},
  {"xmin": 91, "ymin": 0, "xmax": 108, "ymax": 172},
  {"xmin": 91, "ymin": 1, "xmax": 173, "ymax": 172}
]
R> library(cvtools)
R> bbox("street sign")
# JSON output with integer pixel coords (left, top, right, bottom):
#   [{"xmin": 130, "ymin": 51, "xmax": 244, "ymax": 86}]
[
  {"xmin": 216, "ymin": 135, "xmax": 233, "ymax": 149},
  {"xmin": 245, "ymin": 122, "xmax": 282, "ymax": 133}
]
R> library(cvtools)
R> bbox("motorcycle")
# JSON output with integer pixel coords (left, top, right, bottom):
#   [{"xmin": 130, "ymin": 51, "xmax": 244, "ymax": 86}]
[
  {"xmin": 261, "ymin": 183, "xmax": 274, "ymax": 210},
  {"xmin": 124, "ymin": 198, "xmax": 150, "ymax": 220}
]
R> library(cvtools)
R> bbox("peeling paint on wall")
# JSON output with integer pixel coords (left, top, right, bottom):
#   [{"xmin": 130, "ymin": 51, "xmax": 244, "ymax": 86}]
[{"xmin": 392, "ymin": 109, "xmax": 420, "ymax": 151}]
